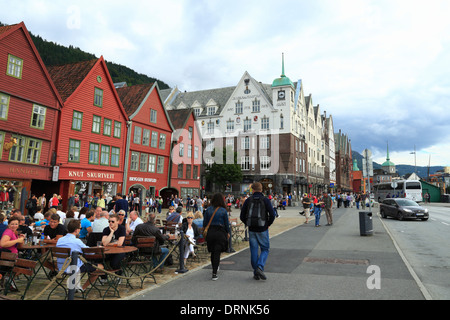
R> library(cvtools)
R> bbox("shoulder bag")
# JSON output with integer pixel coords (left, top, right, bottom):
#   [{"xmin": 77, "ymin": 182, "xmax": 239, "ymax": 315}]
[{"xmin": 203, "ymin": 207, "xmax": 219, "ymax": 238}]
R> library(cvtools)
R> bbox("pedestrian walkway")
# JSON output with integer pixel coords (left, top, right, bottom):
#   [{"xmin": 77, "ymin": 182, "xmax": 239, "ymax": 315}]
[{"xmin": 130, "ymin": 205, "xmax": 426, "ymax": 300}]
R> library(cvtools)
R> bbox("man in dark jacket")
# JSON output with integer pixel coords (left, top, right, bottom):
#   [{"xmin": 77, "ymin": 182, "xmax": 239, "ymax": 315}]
[
  {"xmin": 132, "ymin": 213, "xmax": 169, "ymax": 272},
  {"xmin": 240, "ymin": 182, "xmax": 275, "ymax": 281}
]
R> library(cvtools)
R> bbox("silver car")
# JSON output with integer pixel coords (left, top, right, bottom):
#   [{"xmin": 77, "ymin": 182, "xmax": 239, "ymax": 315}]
[{"xmin": 379, "ymin": 198, "xmax": 429, "ymax": 221}]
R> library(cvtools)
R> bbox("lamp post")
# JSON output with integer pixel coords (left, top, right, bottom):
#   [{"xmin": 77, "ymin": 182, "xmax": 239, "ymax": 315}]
[{"xmin": 410, "ymin": 145, "xmax": 417, "ymax": 174}]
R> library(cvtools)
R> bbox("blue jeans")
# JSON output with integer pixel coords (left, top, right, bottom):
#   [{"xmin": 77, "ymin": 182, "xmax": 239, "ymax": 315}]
[
  {"xmin": 249, "ymin": 230, "xmax": 270, "ymax": 273},
  {"xmin": 153, "ymin": 247, "xmax": 169, "ymax": 269},
  {"xmin": 314, "ymin": 207, "xmax": 322, "ymax": 226}
]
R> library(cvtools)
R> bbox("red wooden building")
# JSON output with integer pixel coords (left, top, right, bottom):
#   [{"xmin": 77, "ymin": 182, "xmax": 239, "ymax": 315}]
[
  {"xmin": 0, "ymin": 22, "xmax": 63, "ymax": 212},
  {"xmin": 47, "ymin": 57, "xmax": 128, "ymax": 210},
  {"xmin": 116, "ymin": 83, "xmax": 174, "ymax": 204},
  {"xmin": 167, "ymin": 109, "xmax": 202, "ymax": 200}
]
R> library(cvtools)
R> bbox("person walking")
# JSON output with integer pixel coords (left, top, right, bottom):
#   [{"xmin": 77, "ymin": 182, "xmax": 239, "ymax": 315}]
[
  {"xmin": 203, "ymin": 193, "xmax": 231, "ymax": 281},
  {"xmin": 240, "ymin": 182, "xmax": 275, "ymax": 281},
  {"xmin": 323, "ymin": 192, "xmax": 333, "ymax": 226},
  {"xmin": 312, "ymin": 196, "xmax": 323, "ymax": 227}
]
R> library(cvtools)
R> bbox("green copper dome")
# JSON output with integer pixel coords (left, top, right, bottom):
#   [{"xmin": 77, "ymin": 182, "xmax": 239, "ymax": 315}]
[
  {"xmin": 272, "ymin": 53, "xmax": 294, "ymax": 88},
  {"xmin": 382, "ymin": 143, "xmax": 395, "ymax": 167}
]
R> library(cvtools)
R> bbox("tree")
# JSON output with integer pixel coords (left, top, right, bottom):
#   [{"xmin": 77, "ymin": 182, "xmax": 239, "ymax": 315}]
[{"xmin": 204, "ymin": 146, "xmax": 243, "ymax": 192}]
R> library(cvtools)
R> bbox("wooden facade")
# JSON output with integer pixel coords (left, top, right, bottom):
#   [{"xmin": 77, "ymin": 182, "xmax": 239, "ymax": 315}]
[
  {"xmin": 47, "ymin": 57, "xmax": 128, "ymax": 210},
  {"xmin": 116, "ymin": 83, "xmax": 173, "ymax": 201},
  {"xmin": 0, "ymin": 22, "xmax": 63, "ymax": 212}
]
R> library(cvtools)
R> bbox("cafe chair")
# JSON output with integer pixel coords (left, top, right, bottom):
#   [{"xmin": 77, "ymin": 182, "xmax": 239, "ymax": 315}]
[
  {"xmin": 86, "ymin": 232, "xmax": 104, "ymax": 247},
  {"xmin": 6, "ymin": 258, "xmax": 38, "ymax": 300},
  {"xmin": 81, "ymin": 247, "xmax": 121, "ymax": 299},
  {"xmin": 47, "ymin": 247, "xmax": 86, "ymax": 300},
  {"xmin": 0, "ymin": 251, "xmax": 18, "ymax": 296},
  {"xmin": 126, "ymin": 236, "xmax": 157, "ymax": 288}
]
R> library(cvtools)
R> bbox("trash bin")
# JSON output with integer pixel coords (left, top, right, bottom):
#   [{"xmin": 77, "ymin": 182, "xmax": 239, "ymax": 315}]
[{"xmin": 359, "ymin": 211, "xmax": 373, "ymax": 236}]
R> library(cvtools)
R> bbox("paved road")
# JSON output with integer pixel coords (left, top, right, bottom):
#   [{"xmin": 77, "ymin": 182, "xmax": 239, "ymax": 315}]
[
  {"xmin": 380, "ymin": 203, "xmax": 450, "ymax": 300},
  {"xmin": 129, "ymin": 205, "xmax": 426, "ymax": 303}
]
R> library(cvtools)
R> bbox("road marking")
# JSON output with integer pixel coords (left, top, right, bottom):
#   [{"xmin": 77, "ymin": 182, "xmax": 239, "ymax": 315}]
[{"xmin": 442, "ymin": 222, "xmax": 450, "ymax": 226}]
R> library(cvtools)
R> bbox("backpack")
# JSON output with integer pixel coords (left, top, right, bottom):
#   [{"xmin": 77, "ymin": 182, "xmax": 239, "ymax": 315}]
[
  {"xmin": 26, "ymin": 200, "xmax": 33, "ymax": 210},
  {"xmin": 246, "ymin": 195, "xmax": 268, "ymax": 228}
]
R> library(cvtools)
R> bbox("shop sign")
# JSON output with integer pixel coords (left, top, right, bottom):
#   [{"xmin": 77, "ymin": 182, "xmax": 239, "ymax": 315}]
[{"xmin": 129, "ymin": 177, "xmax": 157, "ymax": 183}]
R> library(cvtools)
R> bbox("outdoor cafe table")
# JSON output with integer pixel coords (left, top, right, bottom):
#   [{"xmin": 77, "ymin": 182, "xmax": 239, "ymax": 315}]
[{"xmin": 17, "ymin": 243, "xmax": 57, "ymax": 283}]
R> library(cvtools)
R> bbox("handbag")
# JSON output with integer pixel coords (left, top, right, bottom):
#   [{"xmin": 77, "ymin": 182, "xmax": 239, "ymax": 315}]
[{"xmin": 203, "ymin": 207, "xmax": 219, "ymax": 238}]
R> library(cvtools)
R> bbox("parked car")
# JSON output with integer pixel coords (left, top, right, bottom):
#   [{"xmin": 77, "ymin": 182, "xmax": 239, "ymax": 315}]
[{"xmin": 379, "ymin": 198, "xmax": 429, "ymax": 221}]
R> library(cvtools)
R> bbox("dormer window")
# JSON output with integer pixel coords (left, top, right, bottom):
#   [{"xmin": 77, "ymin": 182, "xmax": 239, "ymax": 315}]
[{"xmin": 207, "ymin": 106, "xmax": 216, "ymax": 116}]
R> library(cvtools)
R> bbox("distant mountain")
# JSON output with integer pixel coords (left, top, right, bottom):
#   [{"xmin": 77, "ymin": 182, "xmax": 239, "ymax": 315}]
[
  {"xmin": 352, "ymin": 151, "xmax": 444, "ymax": 178},
  {"xmin": 0, "ymin": 21, "xmax": 170, "ymax": 89}
]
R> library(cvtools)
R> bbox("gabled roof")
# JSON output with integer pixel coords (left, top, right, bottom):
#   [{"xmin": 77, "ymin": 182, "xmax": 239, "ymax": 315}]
[
  {"xmin": 116, "ymin": 83, "xmax": 154, "ymax": 116},
  {"xmin": 167, "ymin": 108, "xmax": 193, "ymax": 130},
  {"xmin": 47, "ymin": 59, "xmax": 97, "ymax": 102},
  {"xmin": 47, "ymin": 56, "xmax": 129, "ymax": 120},
  {"xmin": 0, "ymin": 22, "xmax": 64, "ymax": 107}
]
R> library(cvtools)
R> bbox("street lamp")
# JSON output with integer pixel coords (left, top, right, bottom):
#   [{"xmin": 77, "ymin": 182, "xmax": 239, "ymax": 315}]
[{"xmin": 410, "ymin": 145, "xmax": 417, "ymax": 174}]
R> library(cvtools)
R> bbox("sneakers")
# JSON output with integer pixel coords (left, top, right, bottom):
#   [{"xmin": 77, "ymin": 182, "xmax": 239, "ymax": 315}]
[
  {"xmin": 212, "ymin": 273, "xmax": 218, "ymax": 281},
  {"xmin": 255, "ymin": 267, "xmax": 266, "ymax": 280}
]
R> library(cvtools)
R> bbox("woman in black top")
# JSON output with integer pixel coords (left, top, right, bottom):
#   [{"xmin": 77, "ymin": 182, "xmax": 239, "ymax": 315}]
[{"xmin": 203, "ymin": 193, "xmax": 231, "ymax": 280}]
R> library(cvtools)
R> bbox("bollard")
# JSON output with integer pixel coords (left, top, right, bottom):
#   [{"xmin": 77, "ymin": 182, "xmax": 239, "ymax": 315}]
[
  {"xmin": 175, "ymin": 231, "xmax": 188, "ymax": 274},
  {"xmin": 68, "ymin": 251, "xmax": 79, "ymax": 300}
]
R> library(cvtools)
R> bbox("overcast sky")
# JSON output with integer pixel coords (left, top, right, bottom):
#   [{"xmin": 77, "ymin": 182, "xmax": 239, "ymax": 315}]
[{"xmin": 2, "ymin": 0, "xmax": 450, "ymax": 167}]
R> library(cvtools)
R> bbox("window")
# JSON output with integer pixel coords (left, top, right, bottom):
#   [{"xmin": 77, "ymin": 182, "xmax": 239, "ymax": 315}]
[
  {"xmin": 159, "ymin": 133, "xmax": 166, "ymax": 149},
  {"xmin": 207, "ymin": 107, "xmax": 216, "ymax": 116},
  {"xmin": 261, "ymin": 117, "xmax": 269, "ymax": 130},
  {"xmin": 133, "ymin": 126, "xmax": 142, "ymax": 144},
  {"xmin": 226, "ymin": 120, "xmax": 234, "ymax": 132},
  {"xmin": 111, "ymin": 147, "xmax": 120, "ymax": 167},
  {"xmin": 130, "ymin": 152, "xmax": 139, "ymax": 171},
  {"xmin": 207, "ymin": 122, "xmax": 214, "ymax": 134},
  {"xmin": 179, "ymin": 143, "xmax": 184, "ymax": 157},
  {"xmin": 9, "ymin": 136, "xmax": 25, "ymax": 162},
  {"xmin": 194, "ymin": 108, "xmax": 201, "ymax": 117},
  {"xmin": 151, "ymin": 131, "xmax": 158, "ymax": 148},
  {"xmin": 68, "ymin": 139, "xmax": 81, "ymax": 163},
  {"xmin": 280, "ymin": 114, "xmax": 284, "ymax": 129},
  {"xmin": 9, "ymin": 136, "xmax": 42, "ymax": 165},
  {"xmin": 89, "ymin": 143, "xmax": 99, "ymax": 164},
  {"xmin": 193, "ymin": 166, "xmax": 198, "ymax": 179},
  {"xmin": 252, "ymin": 99, "xmax": 260, "ymax": 113},
  {"xmin": 226, "ymin": 138, "xmax": 234, "ymax": 149},
  {"xmin": 241, "ymin": 156, "xmax": 250, "ymax": 170},
  {"xmin": 30, "ymin": 105, "xmax": 46, "ymax": 129},
  {"xmin": 140, "ymin": 153, "xmax": 148, "ymax": 172},
  {"xmin": 72, "ymin": 111, "xmax": 83, "ymax": 131},
  {"xmin": 103, "ymin": 119, "xmax": 112, "ymax": 136},
  {"xmin": 241, "ymin": 137, "xmax": 250, "ymax": 150},
  {"xmin": 194, "ymin": 146, "xmax": 199, "ymax": 159},
  {"xmin": 186, "ymin": 165, "xmax": 191, "ymax": 179},
  {"xmin": 0, "ymin": 132, "xmax": 4, "ymax": 152},
  {"xmin": 94, "ymin": 88, "xmax": 103, "ymax": 107},
  {"xmin": 150, "ymin": 109, "xmax": 157, "ymax": 123},
  {"xmin": 25, "ymin": 138, "xmax": 41, "ymax": 164},
  {"xmin": 0, "ymin": 93, "xmax": 10, "ymax": 120},
  {"xmin": 188, "ymin": 145, "xmax": 192, "ymax": 158},
  {"xmin": 235, "ymin": 101, "xmax": 243, "ymax": 114},
  {"xmin": 260, "ymin": 136, "xmax": 270, "ymax": 149},
  {"xmin": 142, "ymin": 129, "xmax": 150, "ymax": 146},
  {"xmin": 114, "ymin": 121, "xmax": 121, "ymax": 138},
  {"xmin": 148, "ymin": 155, "xmax": 156, "ymax": 173},
  {"xmin": 244, "ymin": 119, "xmax": 251, "ymax": 132},
  {"xmin": 7, "ymin": 54, "xmax": 23, "ymax": 79},
  {"xmin": 188, "ymin": 127, "xmax": 193, "ymax": 140},
  {"xmin": 178, "ymin": 164, "xmax": 184, "ymax": 178},
  {"xmin": 92, "ymin": 115, "xmax": 101, "ymax": 133},
  {"xmin": 156, "ymin": 156, "xmax": 165, "ymax": 174},
  {"xmin": 206, "ymin": 140, "xmax": 214, "ymax": 152},
  {"xmin": 100, "ymin": 145, "xmax": 110, "ymax": 165},
  {"xmin": 260, "ymin": 156, "xmax": 271, "ymax": 170}
]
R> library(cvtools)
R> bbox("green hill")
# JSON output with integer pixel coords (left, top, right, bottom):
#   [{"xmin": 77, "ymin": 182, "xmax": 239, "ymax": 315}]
[{"xmin": 1, "ymin": 21, "xmax": 170, "ymax": 89}]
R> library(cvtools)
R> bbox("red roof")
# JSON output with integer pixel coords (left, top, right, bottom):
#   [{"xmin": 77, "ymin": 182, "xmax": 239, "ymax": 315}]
[
  {"xmin": 116, "ymin": 83, "xmax": 154, "ymax": 116},
  {"xmin": 47, "ymin": 59, "xmax": 97, "ymax": 102}
]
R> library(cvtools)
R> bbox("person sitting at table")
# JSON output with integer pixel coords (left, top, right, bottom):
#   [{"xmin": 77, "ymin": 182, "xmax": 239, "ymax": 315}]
[
  {"xmin": 33, "ymin": 206, "xmax": 44, "ymax": 221},
  {"xmin": 35, "ymin": 210, "xmax": 51, "ymax": 228},
  {"xmin": 79, "ymin": 210, "xmax": 95, "ymax": 243},
  {"xmin": 92, "ymin": 210, "xmax": 109, "ymax": 233},
  {"xmin": 181, "ymin": 212, "xmax": 200, "ymax": 266},
  {"xmin": 43, "ymin": 213, "xmax": 67, "ymax": 244},
  {"xmin": 63, "ymin": 210, "xmax": 76, "ymax": 230},
  {"xmin": 18, "ymin": 216, "xmax": 33, "ymax": 238},
  {"xmin": 167, "ymin": 206, "xmax": 183, "ymax": 224},
  {"xmin": 56, "ymin": 219, "xmax": 104, "ymax": 291},
  {"xmin": 132, "ymin": 213, "xmax": 169, "ymax": 273},
  {"xmin": 117, "ymin": 209, "xmax": 126, "ymax": 226},
  {"xmin": 125, "ymin": 210, "xmax": 143, "ymax": 235},
  {"xmin": 102, "ymin": 213, "xmax": 126, "ymax": 274},
  {"xmin": 0, "ymin": 216, "xmax": 24, "ymax": 254}
]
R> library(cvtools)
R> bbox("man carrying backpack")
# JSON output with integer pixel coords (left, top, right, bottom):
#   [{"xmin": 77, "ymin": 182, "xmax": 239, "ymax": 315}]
[{"xmin": 240, "ymin": 182, "xmax": 275, "ymax": 281}]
